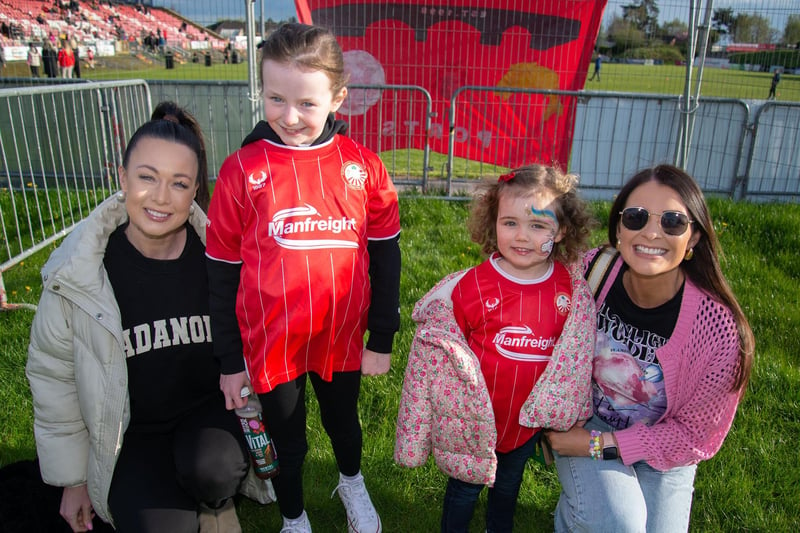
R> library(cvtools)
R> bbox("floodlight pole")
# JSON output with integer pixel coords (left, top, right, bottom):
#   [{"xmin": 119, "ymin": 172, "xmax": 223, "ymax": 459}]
[
  {"xmin": 261, "ymin": 0, "xmax": 265, "ymax": 39},
  {"xmin": 246, "ymin": 0, "xmax": 260, "ymax": 127}
]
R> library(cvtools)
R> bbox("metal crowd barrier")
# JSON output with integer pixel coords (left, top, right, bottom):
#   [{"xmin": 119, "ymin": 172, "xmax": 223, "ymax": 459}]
[
  {"xmin": 2, "ymin": 80, "xmax": 798, "ymax": 310},
  {"xmin": 0, "ymin": 80, "xmax": 151, "ymax": 310}
]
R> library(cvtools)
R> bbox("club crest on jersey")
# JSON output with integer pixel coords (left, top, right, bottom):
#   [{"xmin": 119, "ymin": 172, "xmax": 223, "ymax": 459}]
[
  {"xmin": 493, "ymin": 325, "xmax": 554, "ymax": 362},
  {"xmin": 249, "ymin": 171, "xmax": 267, "ymax": 190},
  {"xmin": 341, "ymin": 161, "xmax": 367, "ymax": 190},
  {"xmin": 485, "ymin": 297, "xmax": 500, "ymax": 312},
  {"xmin": 555, "ymin": 292, "xmax": 571, "ymax": 315}
]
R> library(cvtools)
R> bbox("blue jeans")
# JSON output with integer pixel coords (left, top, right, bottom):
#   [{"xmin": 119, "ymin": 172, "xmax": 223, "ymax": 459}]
[
  {"xmin": 441, "ymin": 435, "xmax": 537, "ymax": 533},
  {"xmin": 553, "ymin": 417, "xmax": 697, "ymax": 533}
]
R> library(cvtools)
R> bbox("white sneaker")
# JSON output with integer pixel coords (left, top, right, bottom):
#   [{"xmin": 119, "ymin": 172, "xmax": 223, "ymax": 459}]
[
  {"xmin": 280, "ymin": 510, "xmax": 312, "ymax": 533},
  {"xmin": 332, "ymin": 472, "xmax": 382, "ymax": 533}
]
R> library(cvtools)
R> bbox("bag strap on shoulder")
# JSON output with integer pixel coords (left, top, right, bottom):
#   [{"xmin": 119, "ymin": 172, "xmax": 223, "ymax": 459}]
[{"xmin": 585, "ymin": 246, "xmax": 619, "ymax": 300}]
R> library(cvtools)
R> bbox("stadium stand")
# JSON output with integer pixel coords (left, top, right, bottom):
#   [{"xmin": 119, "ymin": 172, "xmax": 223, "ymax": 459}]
[{"xmin": 0, "ymin": 0, "xmax": 225, "ymax": 57}]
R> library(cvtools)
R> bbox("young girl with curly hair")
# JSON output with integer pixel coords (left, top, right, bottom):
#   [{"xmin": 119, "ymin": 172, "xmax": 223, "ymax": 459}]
[{"xmin": 396, "ymin": 164, "xmax": 597, "ymax": 532}]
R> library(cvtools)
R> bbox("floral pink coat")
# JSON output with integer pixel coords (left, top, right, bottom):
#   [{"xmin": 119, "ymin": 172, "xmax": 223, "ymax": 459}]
[{"xmin": 394, "ymin": 262, "xmax": 596, "ymax": 485}]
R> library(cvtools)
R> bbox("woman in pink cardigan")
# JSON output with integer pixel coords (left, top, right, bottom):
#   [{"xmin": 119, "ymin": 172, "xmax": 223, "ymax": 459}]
[{"xmin": 546, "ymin": 165, "xmax": 754, "ymax": 532}]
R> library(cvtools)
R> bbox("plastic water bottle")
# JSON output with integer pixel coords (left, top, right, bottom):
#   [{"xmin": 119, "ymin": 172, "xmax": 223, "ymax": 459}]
[{"xmin": 235, "ymin": 386, "xmax": 279, "ymax": 479}]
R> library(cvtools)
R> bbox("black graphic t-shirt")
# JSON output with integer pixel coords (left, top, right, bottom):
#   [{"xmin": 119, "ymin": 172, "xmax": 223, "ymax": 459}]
[
  {"xmin": 593, "ymin": 267, "xmax": 683, "ymax": 429},
  {"xmin": 104, "ymin": 224, "xmax": 220, "ymax": 433}
]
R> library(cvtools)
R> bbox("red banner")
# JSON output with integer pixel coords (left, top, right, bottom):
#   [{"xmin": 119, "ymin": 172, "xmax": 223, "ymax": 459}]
[{"xmin": 295, "ymin": 1, "xmax": 606, "ymax": 169}]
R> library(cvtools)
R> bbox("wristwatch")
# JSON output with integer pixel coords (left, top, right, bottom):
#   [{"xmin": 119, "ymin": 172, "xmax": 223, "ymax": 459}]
[{"xmin": 602, "ymin": 443, "xmax": 619, "ymax": 460}]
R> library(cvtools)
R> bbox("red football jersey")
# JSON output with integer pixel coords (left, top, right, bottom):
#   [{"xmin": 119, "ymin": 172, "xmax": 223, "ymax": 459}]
[
  {"xmin": 206, "ymin": 135, "xmax": 400, "ymax": 392},
  {"xmin": 453, "ymin": 255, "xmax": 572, "ymax": 452}
]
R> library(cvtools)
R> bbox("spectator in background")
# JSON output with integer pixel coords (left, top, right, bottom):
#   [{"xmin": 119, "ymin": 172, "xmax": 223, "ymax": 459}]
[
  {"xmin": 28, "ymin": 43, "xmax": 42, "ymax": 77},
  {"xmin": 146, "ymin": 31, "xmax": 156, "ymax": 53},
  {"xmin": 43, "ymin": 41, "xmax": 58, "ymax": 78},
  {"xmin": 87, "ymin": 47, "xmax": 95, "ymax": 69},
  {"xmin": 768, "ymin": 69, "xmax": 781, "ymax": 100},
  {"xmin": 0, "ymin": 42, "xmax": 6, "ymax": 76},
  {"xmin": 589, "ymin": 55, "xmax": 601, "ymax": 82},
  {"xmin": 74, "ymin": 46, "xmax": 81, "ymax": 78},
  {"xmin": 58, "ymin": 41, "xmax": 75, "ymax": 78}
]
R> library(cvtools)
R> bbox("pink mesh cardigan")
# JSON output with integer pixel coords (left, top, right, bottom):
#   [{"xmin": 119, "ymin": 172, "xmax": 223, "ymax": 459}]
[{"xmin": 586, "ymin": 248, "xmax": 745, "ymax": 471}]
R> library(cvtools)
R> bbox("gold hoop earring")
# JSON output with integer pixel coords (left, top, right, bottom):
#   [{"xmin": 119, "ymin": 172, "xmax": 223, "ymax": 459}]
[
  {"xmin": 616, "ymin": 238, "xmax": 621, "ymax": 248},
  {"xmin": 684, "ymin": 248, "xmax": 694, "ymax": 261}
]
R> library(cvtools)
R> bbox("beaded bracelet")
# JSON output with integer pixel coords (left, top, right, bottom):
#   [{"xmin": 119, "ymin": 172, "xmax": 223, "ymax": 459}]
[{"xmin": 589, "ymin": 430, "xmax": 602, "ymax": 460}]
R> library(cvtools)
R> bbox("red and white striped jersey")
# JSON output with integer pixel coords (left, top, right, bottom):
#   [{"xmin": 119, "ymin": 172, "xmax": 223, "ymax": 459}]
[
  {"xmin": 206, "ymin": 135, "xmax": 400, "ymax": 392},
  {"xmin": 453, "ymin": 255, "xmax": 572, "ymax": 452}
]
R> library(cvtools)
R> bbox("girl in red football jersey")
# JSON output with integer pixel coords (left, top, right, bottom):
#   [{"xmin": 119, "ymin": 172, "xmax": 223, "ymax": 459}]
[
  {"xmin": 395, "ymin": 165, "xmax": 596, "ymax": 532},
  {"xmin": 206, "ymin": 23, "xmax": 400, "ymax": 533}
]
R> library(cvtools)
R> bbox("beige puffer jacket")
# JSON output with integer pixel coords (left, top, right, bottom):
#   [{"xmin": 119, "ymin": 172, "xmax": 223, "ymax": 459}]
[{"xmin": 26, "ymin": 194, "xmax": 208, "ymax": 524}]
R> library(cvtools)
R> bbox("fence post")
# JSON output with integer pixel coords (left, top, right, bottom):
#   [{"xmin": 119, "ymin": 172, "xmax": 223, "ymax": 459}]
[{"xmin": 0, "ymin": 271, "xmax": 36, "ymax": 311}]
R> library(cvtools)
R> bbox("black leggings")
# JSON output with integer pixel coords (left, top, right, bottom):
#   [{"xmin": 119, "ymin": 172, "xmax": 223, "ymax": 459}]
[
  {"xmin": 259, "ymin": 371, "xmax": 362, "ymax": 519},
  {"xmin": 108, "ymin": 396, "xmax": 248, "ymax": 533}
]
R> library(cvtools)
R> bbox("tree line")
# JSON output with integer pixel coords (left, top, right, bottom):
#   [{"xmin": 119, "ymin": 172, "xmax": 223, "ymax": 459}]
[{"xmin": 599, "ymin": 1, "xmax": 800, "ymax": 63}]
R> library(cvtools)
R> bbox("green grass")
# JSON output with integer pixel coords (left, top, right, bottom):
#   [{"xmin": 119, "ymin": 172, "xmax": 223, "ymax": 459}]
[
  {"xmin": 89, "ymin": 58, "xmax": 251, "ymax": 82},
  {"xmin": 7, "ymin": 56, "xmax": 798, "ymax": 102},
  {"xmin": 0, "ymin": 188, "xmax": 106, "ymax": 263},
  {"xmin": 106, "ymin": 61, "xmax": 800, "ymax": 102},
  {"xmin": 1, "ymin": 196, "xmax": 799, "ymax": 531},
  {"xmin": 576, "ymin": 63, "xmax": 800, "ymax": 101}
]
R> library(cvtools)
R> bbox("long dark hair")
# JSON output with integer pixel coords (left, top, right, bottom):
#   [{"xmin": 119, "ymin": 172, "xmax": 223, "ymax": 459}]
[
  {"xmin": 122, "ymin": 101, "xmax": 210, "ymax": 211},
  {"xmin": 609, "ymin": 164, "xmax": 754, "ymax": 393}
]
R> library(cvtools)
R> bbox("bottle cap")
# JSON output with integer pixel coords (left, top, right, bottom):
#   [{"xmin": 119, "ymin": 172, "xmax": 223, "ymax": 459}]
[{"xmin": 240, "ymin": 386, "xmax": 251, "ymax": 398}]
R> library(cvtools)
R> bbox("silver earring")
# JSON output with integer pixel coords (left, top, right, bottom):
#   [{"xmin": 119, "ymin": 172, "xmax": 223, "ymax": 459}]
[
  {"xmin": 189, "ymin": 204, "xmax": 195, "ymax": 215},
  {"xmin": 117, "ymin": 191, "xmax": 126, "ymax": 202}
]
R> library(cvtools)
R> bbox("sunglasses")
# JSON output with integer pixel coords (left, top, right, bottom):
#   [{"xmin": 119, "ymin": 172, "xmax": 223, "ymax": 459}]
[{"xmin": 619, "ymin": 207, "xmax": 693, "ymax": 236}]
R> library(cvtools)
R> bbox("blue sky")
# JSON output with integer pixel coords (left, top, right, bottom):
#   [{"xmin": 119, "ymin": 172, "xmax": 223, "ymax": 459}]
[{"xmin": 152, "ymin": 0, "xmax": 297, "ymax": 26}]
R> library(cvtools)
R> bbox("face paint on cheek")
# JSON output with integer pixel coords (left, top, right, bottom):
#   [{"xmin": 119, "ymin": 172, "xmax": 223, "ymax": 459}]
[{"xmin": 530, "ymin": 206, "xmax": 558, "ymax": 254}]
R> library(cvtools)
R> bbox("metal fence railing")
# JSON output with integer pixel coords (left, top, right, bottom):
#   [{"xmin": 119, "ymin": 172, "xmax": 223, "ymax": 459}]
[
  {"xmin": 745, "ymin": 101, "xmax": 800, "ymax": 201},
  {"xmin": 0, "ymin": 80, "xmax": 151, "ymax": 309},
  {"xmin": 444, "ymin": 89, "xmax": 798, "ymax": 201},
  {"xmin": 143, "ymin": 80, "xmax": 800, "ymax": 201},
  {"xmin": 145, "ymin": 81, "xmax": 438, "ymax": 190},
  {"xmin": 2, "ymin": 80, "xmax": 798, "ymax": 309}
]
